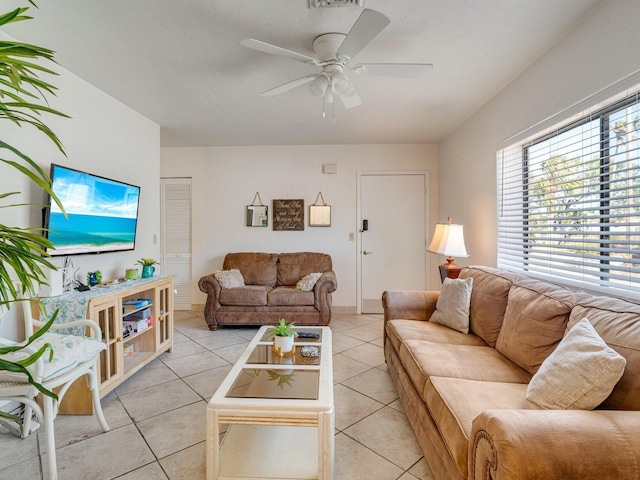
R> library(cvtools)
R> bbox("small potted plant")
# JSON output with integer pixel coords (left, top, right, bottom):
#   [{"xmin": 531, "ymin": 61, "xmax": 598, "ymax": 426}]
[
  {"xmin": 267, "ymin": 318, "xmax": 298, "ymax": 356},
  {"xmin": 136, "ymin": 258, "xmax": 160, "ymax": 278}
]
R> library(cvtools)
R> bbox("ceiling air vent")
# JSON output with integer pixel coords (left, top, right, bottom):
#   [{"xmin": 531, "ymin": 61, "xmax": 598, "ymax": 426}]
[{"xmin": 309, "ymin": 0, "xmax": 365, "ymax": 7}]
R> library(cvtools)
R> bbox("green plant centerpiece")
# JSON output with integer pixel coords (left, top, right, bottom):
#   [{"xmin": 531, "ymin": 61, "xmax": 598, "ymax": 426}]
[
  {"xmin": 136, "ymin": 258, "xmax": 160, "ymax": 267},
  {"xmin": 268, "ymin": 318, "xmax": 298, "ymax": 356},
  {"xmin": 137, "ymin": 258, "xmax": 159, "ymax": 278},
  {"xmin": 0, "ymin": 1, "xmax": 71, "ymax": 425}
]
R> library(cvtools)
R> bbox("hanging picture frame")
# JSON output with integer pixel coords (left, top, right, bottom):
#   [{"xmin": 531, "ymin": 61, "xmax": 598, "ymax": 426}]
[
  {"xmin": 309, "ymin": 191, "xmax": 331, "ymax": 227},
  {"xmin": 246, "ymin": 192, "xmax": 268, "ymax": 227},
  {"xmin": 272, "ymin": 199, "xmax": 304, "ymax": 231}
]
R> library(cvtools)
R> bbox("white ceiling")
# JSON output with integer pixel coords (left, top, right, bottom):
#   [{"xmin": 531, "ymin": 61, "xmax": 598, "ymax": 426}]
[{"xmin": 5, "ymin": 0, "xmax": 603, "ymax": 147}]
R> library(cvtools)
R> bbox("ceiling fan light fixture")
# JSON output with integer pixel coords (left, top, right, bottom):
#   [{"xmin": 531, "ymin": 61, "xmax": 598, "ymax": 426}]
[
  {"xmin": 309, "ymin": 75, "xmax": 329, "ymax": 97},
  {"xmin": 331, "ymin": 71, "xmax": 351, "ymax": 96}
]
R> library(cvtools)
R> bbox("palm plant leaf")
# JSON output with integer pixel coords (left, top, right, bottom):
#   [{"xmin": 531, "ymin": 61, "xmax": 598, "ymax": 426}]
[{"xmin": 0, "ymin": 1, "xmax": 68, "ymax": 397}]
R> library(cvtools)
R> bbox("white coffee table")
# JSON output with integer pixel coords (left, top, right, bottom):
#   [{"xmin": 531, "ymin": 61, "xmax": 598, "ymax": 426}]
[{"xmin": 206, "ymin": 325, "xmax": 334, "ymax": 480}]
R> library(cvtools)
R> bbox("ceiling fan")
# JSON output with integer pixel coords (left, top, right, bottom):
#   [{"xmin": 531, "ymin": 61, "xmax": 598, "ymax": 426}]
[{"xmin": 240, "ymin": 9, "xmax": 432, "ymax": 113}]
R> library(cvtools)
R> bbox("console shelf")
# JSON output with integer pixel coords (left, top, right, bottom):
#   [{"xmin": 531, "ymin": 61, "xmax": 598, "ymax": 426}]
[{"xmin": 39, "ymin": 275, "xmax": 174, "ymax": 414}]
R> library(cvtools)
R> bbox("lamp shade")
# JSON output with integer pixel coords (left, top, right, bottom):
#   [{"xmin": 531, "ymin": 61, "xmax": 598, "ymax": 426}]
[{"xmin": 427, "ymin": 222, "xmax": 468, "ymax": 257}]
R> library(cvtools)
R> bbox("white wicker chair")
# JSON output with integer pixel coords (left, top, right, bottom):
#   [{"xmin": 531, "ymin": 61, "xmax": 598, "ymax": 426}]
[{"xmin": 0, "ymin": 299, "xmax": 110, "ymax": 479}]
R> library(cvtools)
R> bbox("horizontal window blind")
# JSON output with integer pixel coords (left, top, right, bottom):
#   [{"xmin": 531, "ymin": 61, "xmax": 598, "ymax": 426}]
[{"xmin": 498, "ymin": 83, "xmax": 640, "ymax": 297}]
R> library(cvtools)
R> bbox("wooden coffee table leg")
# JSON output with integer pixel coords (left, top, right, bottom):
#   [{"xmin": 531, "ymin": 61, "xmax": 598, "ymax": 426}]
[
  {"xmin": 318, "ymin": 409, "xmax": 335, "ymax": 480},
  {"xmin": 206, "ymin": 407, "xmax": 220, "ymax": 480}
]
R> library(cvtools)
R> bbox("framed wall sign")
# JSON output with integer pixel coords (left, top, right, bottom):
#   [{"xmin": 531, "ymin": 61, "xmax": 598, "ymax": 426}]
[{"xmin": 272, "ymin": 199, "xmax": 304, "ymax": 231}]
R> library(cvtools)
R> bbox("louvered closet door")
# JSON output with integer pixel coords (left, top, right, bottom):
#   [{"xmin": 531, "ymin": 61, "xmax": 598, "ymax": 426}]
[{"xmin": 160, "ymin": 178, "xmax": 192, "ymax": 310}]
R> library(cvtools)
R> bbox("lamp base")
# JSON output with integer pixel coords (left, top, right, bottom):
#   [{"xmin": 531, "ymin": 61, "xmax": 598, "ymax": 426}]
[{"xmin": 438, "ymin": 257, "xmax": 462, "ymax": 283}]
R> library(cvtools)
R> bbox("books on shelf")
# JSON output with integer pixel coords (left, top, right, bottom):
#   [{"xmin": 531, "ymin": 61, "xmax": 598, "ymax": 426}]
[
  {"xmin": 122, "ymin": 298, "xmax": 152, "ymax": 311},
  {"xmin": 123, "ymin": 343, "xmax": 134, "ymax": 357}
]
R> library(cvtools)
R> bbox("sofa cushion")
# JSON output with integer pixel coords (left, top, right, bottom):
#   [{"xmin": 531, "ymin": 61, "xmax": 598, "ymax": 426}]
[
  {"xmin": 459, "ymin": 266, "xmax": 515, "ymax": 347},
  {"xmin": 386, "ymin": 319, "xmax": 486, "ymax": 353},
  {"xmin": 425, "ymin": 377, "xmax": 528, "ymax": 478},
  {"xmin": 267, "ymin": 286, "xmax": 315, "ymax": 306},
  {"xmin": 526, "ymin": 318, "xmax": 626, "ymax": 410},
  {"xmin": 223, "ymin": 253, "xmax": 278, "ymax": 287},
  {"xmin": 219, "ymin": 285, "xmax": 271, "ymax": 306},
  {"xmin": 569, "ymin": 297, "xmax": 640, "ymax": 411},
  {"xmin": 296, "ymin": 272, "xmax": 323, "ymax": 291},
  {"xmin": 398, "ymin": 340, "xmax": 530, "ymax": 400},
  {"xmin": 213, "ymin": 269, "xmax": 245, "ymax": 289},
  {"xmin": 277, "ymin": 252, "xmax": 332, "ymax": 286},
  {"xmin": 495, "ymin": 279, "xmax": 582, "ymax": 375},
  {"xmin": 430, "ymin": 277, "xmax": 473, "ymax": 334}
]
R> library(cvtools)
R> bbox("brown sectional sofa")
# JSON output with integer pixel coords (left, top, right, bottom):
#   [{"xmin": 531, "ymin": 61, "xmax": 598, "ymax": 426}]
[
  {"xmin": 383, "ymin": 265, "xmax": 640, "ymax": 480},
  {"xmin": 198, "ymin": 252, "xmax": 337, "ymax": 330}
]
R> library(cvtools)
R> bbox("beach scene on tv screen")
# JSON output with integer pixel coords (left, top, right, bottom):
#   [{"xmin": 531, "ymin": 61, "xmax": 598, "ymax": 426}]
[{"xmin": 48, "ymin": 167, "xmax": 140, "ymax": 256}]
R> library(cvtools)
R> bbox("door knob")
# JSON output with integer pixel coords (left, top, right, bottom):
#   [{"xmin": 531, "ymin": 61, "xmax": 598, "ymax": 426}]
[{"xmin": 363, "ymin": 250, "xmax": 374, "ymax": 255}]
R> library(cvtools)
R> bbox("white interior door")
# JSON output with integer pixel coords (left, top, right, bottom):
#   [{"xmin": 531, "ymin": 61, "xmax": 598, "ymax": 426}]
[
  {"xmin": 359, "ymin": 172, "xmax": 428, "ymax": 313},
  {"xmin": 160, "ymin": 178, "xmax": 192, "ymax": 311}
]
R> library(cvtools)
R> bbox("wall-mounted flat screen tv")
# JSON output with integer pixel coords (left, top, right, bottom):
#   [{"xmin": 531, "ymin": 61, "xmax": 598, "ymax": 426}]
[{"xmin": 44, "ymin": 164, "xmax": 141, "ymax": 256}]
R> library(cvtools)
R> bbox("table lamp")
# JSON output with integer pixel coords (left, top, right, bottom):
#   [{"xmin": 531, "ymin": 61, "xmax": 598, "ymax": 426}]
[{"xmin": 427, "ymin": 217, "xmax": 469, "ymax": 282}]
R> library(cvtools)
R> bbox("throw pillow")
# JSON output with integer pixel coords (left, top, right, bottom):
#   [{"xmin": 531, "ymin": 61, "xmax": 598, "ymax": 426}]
[
  {"xmin": 430, "ymin": 277, "xmax": 473, "ymax": 334},
  {"xmin": 525, "ymin": 317, "xmax": 626, "ymax": 410},
  {"xmin": 214, "ymin": 269, "xmax": 245, "ymax": 289},
  {"xmin": 296, "ymin": 272, "xmax": 323, "ymax": 291}
]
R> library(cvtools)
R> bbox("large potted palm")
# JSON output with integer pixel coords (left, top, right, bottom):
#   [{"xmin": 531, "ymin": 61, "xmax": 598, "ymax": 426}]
[{"xmin": 0, "ymin": 2, "xmax": 70, "ymax": 415}]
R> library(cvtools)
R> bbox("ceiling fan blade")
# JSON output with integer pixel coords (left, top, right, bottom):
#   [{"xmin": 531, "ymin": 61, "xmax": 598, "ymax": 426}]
[
  {"xmin": 241, "ymin": 38, "xmax": 320, "ymax": 65},
  {"xmin": 338, "ymin": 83, "xmax": 362, "ymax": 109},
  {"xmin": 336, "ymin": 9, "xmax": 390, "ymax": 62},
  {"xmin": 353, "ymin": 63, "xmax": 434, "ymax": 78},
  {"xmin": 260, "ymin": 74, "xmax": 318, "ymax": 96}
]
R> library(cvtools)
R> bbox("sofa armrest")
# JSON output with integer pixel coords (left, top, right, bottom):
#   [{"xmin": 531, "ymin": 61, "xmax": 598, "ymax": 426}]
[
  {"xmin": 313, "ymin": 271, "xmax": 337, "ymax": 324},
  {"xmin": 382, "ymin": 290, "xmax": 439, "ymax": 323},
  {"xmin": 470, "ymin": 409, "xmax": 640, "ymax": 480},
  {"xmin": 198, "ymin": 274, "xmax": 222, "ymax": 330}
]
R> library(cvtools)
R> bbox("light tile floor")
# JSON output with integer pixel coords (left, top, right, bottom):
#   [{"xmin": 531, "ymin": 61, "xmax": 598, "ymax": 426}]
[{"xmin": 0, "ymin": 311, "xmax": 435, "ymax": 480}]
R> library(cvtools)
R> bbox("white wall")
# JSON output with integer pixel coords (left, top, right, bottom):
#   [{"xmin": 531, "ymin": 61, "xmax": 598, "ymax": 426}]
[
  {"xmin": 439, "ymin": 0, "xmax": 640, "ymax": 268},
  {"xmin": 160, "ymin": 144, "xmax": 439, "ymax": 308},
  {"xmin": 0, "ymin": 42, "xmax": 160, "ymax": 340}
]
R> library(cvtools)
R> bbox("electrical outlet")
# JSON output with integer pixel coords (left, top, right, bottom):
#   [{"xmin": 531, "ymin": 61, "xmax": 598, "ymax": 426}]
[{"xmin": 349, "ymin": 232, "xmax": 355, "ymax": 241}]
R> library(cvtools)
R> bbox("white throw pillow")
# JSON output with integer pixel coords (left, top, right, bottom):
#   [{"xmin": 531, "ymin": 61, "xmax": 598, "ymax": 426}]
[
  {"xmin": 525, "ymin": 317, "xmax": 626, "ymax": 410},
  {"xmin": 430, "ymin": 277, "xmax": 473, "ymax": 334},
  {"xmin": 214, "ymin": 269, "xmax": 245, "ymax": 289},
  {"xmin": 296, "ymin": 272, "xmax": 323, "ymax": 291}
]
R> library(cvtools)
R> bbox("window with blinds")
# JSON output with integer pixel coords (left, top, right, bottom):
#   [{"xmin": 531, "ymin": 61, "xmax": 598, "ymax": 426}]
[{"xmin": 497, "ymin": 89, "xmax": 640, "ymax": 297}]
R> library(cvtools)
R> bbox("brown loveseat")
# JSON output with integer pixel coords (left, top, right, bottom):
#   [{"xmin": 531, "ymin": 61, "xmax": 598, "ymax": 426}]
[
  {"xmin": 383, "ymin": 265, "xmax": 640, "ymax": 480},
  {"xmin": 198, "ymin": 252, "xmax": 337, "ymax": 330}
]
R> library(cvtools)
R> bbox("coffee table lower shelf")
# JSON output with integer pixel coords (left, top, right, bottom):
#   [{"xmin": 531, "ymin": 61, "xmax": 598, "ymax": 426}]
[{"xmin": 218, "ymin": 424, "xmax": 318, "ymax": 480}]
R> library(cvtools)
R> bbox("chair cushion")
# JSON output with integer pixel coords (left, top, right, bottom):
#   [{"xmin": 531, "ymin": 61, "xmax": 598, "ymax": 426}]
[
  {"xmin": 398, "ymin": 340, "xmax": 530, "ymax": 400},
  {"xmin": 1, "ymin": 332, "xmax": 105, "ymax": 381},
  {"xmin": 386, "ymin": 319, "xmax": 487, "ymax": 354},
  {"xmin": 569, "ymin": 297, "xmax": 640, "ymax": 410},
  {"xmin": 268, "ymin": 287, "xmax": 315, "ymax": 306},
  {"xmin": 525, "ymin": 318, "xmax": 626, "ymax": 410},
  {"xmin": 219, "ymin": 285, "xmax": 271, "ymax": 306},
  {"xmin": 277, "ymin": 252, "xmax": 332, "ymax": 286},
  {"xmin": 430, "ymin": 277, "xmax": 473, "ymax": 334},
  {"xmin": 223, "ymin": 253, "xmax": 278, "ymax": 287},
  {"xmin": 459, "ymin": 266, "xmax": 515, "ymax": 347},
  {"xmin": 495, "ymin": 279, "xmax": 580, "ymax": 375},
  {"xmin": 425, "ymin": 377, "xmax": 528, "ymax": 478}
]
